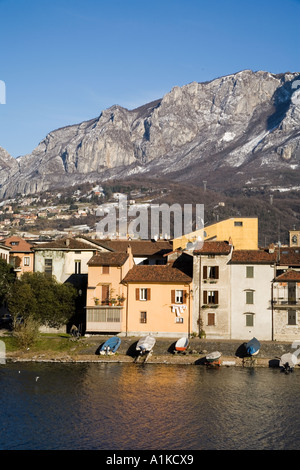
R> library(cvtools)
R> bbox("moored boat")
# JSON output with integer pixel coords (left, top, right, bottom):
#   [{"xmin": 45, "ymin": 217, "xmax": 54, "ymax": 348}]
[
  {"xmin": 99, "ymin": 336, "xmax": 121, "ymax": 355},
  {"xmin": 246, "ymin": 337, "xmax": 260, "ymax": 356},
  {"xmin": 205, "ymin": 351, "xmax": 222, "ymax": 363},
  {"xmin": 136, "ymin": 335, "xmax": 156, "ymax": 355},
  {"xmin": 280, "ymin": 352, "xmax": 297, "ymax": 373},
  {"xmin": 175, "ymin": 337, "xmax": 189, "ymax": 352}
]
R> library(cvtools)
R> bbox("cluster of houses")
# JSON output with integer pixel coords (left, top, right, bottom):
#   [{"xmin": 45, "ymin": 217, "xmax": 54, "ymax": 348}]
[{"xmin": 1, "ymin": 216, "xmax": 300, "ymax": 342}]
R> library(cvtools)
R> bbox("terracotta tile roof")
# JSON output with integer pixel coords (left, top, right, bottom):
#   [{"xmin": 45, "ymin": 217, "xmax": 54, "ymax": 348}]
[
  {"xmin": 1, "ymin": 236, "xmax": 34, "ymax": 253},
  {"xmin": 231, "ymin": 249, "xmax": 275, "ymax": 264},
  {"xmin": 122, "ymin": 262, "xmax": 192, "ymax": 283},
  {"xmin": 275, "ymin": 248, "xmax": 300, "ymax": 266},
  {"xmin": 194, "ymin": 241, "xmax": 232, "ymax": 255},
  {"xmin": 275, "ymin": 269, "xmax": 300, "ymax": 282},
  {"xmin": 33, "ymin": 237, "xmax": 99, "ymax": 251},
  {"xmin": 98, "ymin": 239, "xmax": 173, "ymax": 256},
  {"xmin": 88, "ymin": 252, "xmax": 129, "ymax": 267}
]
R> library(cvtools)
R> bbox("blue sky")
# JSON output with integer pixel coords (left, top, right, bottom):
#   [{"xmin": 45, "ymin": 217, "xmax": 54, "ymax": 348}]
[{"xmin": 0, "ymin": 0, "xmax": 299, "ymax": 158}]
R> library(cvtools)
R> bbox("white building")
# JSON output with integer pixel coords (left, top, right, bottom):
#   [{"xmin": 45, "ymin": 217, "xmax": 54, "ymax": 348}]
[{"xmin": 229, "ymin": 249, "xmax": 275, "ymax": 341}]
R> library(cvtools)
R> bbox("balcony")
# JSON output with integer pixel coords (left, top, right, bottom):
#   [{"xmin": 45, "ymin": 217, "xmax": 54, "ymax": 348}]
[
  {"xmin": 272, "ymin": 299, "xmax": 300, "ymax": 309},
  {"xmin": 86, "ymin": 306, "xmax": 123, "ymax": 333}
]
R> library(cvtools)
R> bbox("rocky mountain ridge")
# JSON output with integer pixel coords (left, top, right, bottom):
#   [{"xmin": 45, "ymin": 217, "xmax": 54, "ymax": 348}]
[{"xmin": 1, "ymin": 69, "xmax": 300, "ymax": 199}]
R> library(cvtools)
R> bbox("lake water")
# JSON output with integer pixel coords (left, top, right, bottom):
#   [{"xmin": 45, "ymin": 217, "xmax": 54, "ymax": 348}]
[{"xmin": 0, "ymin": 361, "xmax": 299, "ymax": 451}]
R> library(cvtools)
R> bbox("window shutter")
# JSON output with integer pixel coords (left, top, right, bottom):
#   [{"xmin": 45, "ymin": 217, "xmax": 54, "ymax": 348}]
[
  {"xmin": 147, "ymin": 288, "xmax": 151, "ymax": 301},
  {"xmin": 215, "ymin": 266, "xmax": 219, "ymax": 279},
  {"xmin": 203, "ymin": 291, "xmax": 207, "ymax": 304},
  {"xmin": 183, "ymin": 290, "xmax": 187, "ymax": 304},
  {"xmin": 136, "ymin": 288, "xmax": 139, "ymax": 300},
  {"xmin": 203, "ymin": 266, "xmax": 207, "ymax": 279},
  {"xmin": 102, "ymin": 285, "xmax": 109, "ymax": 304},
  {"xmin": 215, "ymin": 291, "xmax": 219, "ymax": 304},
  {"xmin": 171, "ymin": 290, "xmax": 175, "ymax": 303}
]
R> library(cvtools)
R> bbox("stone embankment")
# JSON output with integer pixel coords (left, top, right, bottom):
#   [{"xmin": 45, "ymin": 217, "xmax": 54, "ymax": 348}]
[{"xmin": 6, "ymin": 336, "xmax": 299, "ymax": 368}]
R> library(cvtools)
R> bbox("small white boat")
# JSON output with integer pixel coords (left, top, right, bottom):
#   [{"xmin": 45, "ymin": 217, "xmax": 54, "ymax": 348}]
[
  {"xmin": 205, "ymin": 351, "xmax": 222, "ymax": 363},
  {"xmin": 136, "ymin": 335, "xmax": 156, "ymax": 355},
  {"xmin": 280, "ymin": 352, "xmax": 297, "ymax": 373},
  {"xmin": 175, "ymin": 337, "xmax": 189, "ymax": 352}
]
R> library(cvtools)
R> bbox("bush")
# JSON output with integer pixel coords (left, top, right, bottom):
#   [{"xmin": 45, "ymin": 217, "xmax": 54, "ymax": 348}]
[{"xmin": 13, "ymin": 317, "xmax": 40, "ymax": 349}]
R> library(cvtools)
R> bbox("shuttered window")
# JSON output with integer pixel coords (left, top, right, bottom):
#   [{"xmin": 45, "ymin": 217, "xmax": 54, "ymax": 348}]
[
  {"xmin": 136, "ymin": 288, "xmax": 151, "ymax": 301},
  {"xmin": 203, "ymin": 291, "xmax": 219, "ymax": 304},
  {"xmin": 171, "ymin": 290, "xmax": 187, "ymax": 304},
  {"xmin": 101, "ymin": 285, "xmax": 110, "ymax": 305}
]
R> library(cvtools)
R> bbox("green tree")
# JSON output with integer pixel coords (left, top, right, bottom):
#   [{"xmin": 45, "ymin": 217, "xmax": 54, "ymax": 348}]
[
  {"xmin": 7, "ymin": 272, "xmax": 77, "ymax": 329},
  {"xmin": 0, "ymin": 258, "xmax": 16, "ymax": 304}
]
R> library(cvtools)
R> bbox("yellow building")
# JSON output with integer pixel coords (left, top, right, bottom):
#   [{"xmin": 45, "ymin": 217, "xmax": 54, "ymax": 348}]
[{"xmin": 173, "ymin": 217, "xmax": 258, "ymax": 251}]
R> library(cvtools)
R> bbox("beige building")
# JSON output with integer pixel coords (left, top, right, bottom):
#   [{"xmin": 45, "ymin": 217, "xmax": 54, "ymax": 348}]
[
  {"xmin": 85, "ymin": 248, "xmax": 193, "ymax": 337},
  {"xmin": 289, "ymin": 230, "xmax": 300, "ymax": 247},
  {"xmin": 272, "ymin": 269, "xmax": 300, "ymax": 341},
  {"xmin": 85, "ymin": 249, "xmax": 133, "ymax": 334},
  {"xmin": 0, "ymin": 242, "xmax": 10, "ymax": 263},
  {"xmin": 1, "ymin": 235, "xmax": 34, "ymax": 277},
  {"xmin": 192, "ymin": 241, "xmax": 233, "ymax": 339},
  {"xmin": 122, "ymin": 252, "xmax": 193, "ymax": 337}
]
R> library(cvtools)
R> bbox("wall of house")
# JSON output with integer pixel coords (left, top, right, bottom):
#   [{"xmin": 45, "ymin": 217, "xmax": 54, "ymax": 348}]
[
  {"xmin": 193, "ymin": 252, "xmax": 232, "ymax": 339},
  {"xmin": 124, "ymin": 282, "xmax": 192, "ymax": 337},
  {"xmin": 230, "ymin": 263, "xmax": 274, "ymax": 340},
  {"xmin": 0, "ymin": 247, "xmax": 10, "ymax": 262},
  {"xmin": 273, "ymin": 281, "xmax": 300, "ymax": 341},
  {"xmin": 13, "ymin": 252, "xmax": 34, "ymax": 277},
  {"xmin": 86, "ymin": 265, "xmax": 127, "ymax": 307},
  {"xmin": 173, "ymin": 217, "xmax": 258, "ymax": 250},
  {"xmin": 34, "ymin": 249, "xmax": 95, "ymax": 283}
]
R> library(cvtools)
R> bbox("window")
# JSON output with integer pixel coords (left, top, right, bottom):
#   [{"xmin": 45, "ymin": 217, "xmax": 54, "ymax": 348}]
[
  {"xmin": 175, "ymin": 317, "xmax": 184, "ymax": 323},
  {"xmin": 171, "ymin": 290, "xmax": 186, "ymax": 304},
  {"xmin": 203, "ymin": 266, "xmax": 219, "ymax": 279},
  {"xmin": 203, "ymin": 291, "xmax": 219, "ymax": 304},
  {"xmin": 140, "ymin": 311, "xmax": 147, "ymax": 323},
  {"xmin": 288, "ymin": 309, "xmax": 296, "ymax": 325},
  {"xmin": 234, "ymin": 221, "xmax": 243, "ymax": 226},
  {"xmin": 246, "ymin": 290, "xmax": 254, "ymax": 304},
  {"xmin": 245, "ymin": 313, "xmax": 254, "ymax": 327},
  {"xmin": 45, "ymin": 258, "xmax": 52, "ymax": 276},
  {"xmin": 23, "ymin": 256, "xmax": 30, "ymax": 266},
  {"xmin": 136, "ymin": 288, "xmax": 151, "ymax": 301},
  {"xmin": 207, "ymin": 312, "xmax": 215, "ymax": 326},
  {"xmin": 101, "ymin": 285, "xmax": 110, "ymax": 305},
  {"xmin": 246, "ymin": 266, "xmax": 254, "ymax": 278},
  {"xmin": 102, "ymin": 266, "xmax": 109, "ymax": 274},
  {"xmin": 75, "ymin": 260, "xmax": 81, "ymax": 274},
  {"xmin": 175, "ymin": 290, "xmax": 183, "ymax": 303}
]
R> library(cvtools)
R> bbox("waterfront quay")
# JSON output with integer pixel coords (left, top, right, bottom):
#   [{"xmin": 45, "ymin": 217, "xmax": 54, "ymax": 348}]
[{"xmin": 5, "ymin": 336, "xmax": 298, "ymax": 368}]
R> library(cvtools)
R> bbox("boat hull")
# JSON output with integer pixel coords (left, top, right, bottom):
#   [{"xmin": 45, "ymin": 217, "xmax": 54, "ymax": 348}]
[
  {"xmin": 245, "ymin": 337, "xmax": 260, "ymax": 356},
  {"xmin": 136, "ymin": 335, "xmax": 156, "ymax": 354},
  {"xmin": 280, "ymin": 352, "xmax": 297, "ymax": 371},
  {"xmin": 205, "ymin": 351, "xmax": 222, "ymax": 363},
  {"xmin": 175, "ymin": 337, "xmax": 189, "ymax": 352},
  {"xmin": 100, "ymin": 336, "xmax": 121, "ymax": 355}
]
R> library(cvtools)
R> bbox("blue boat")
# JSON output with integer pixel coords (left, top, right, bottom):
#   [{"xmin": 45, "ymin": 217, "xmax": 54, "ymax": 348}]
[
  {"xmin": 99, "ymin": 336, "xmax": 121, "ymax": 355},
  {"xmin": 246, "ymin": 337, "xmax": 260, "ymax": 356}
]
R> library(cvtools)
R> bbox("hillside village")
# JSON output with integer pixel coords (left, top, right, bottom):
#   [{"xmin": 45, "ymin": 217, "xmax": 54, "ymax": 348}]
[{"xmin": 1, "ymin": 214, "xmax": 300, "ymax": 344}]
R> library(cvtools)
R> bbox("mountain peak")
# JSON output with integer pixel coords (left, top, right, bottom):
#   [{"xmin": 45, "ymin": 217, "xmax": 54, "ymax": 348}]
[{"xmin": 0, "ymin": 70, "xmax": 299, "ymax": 199}]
